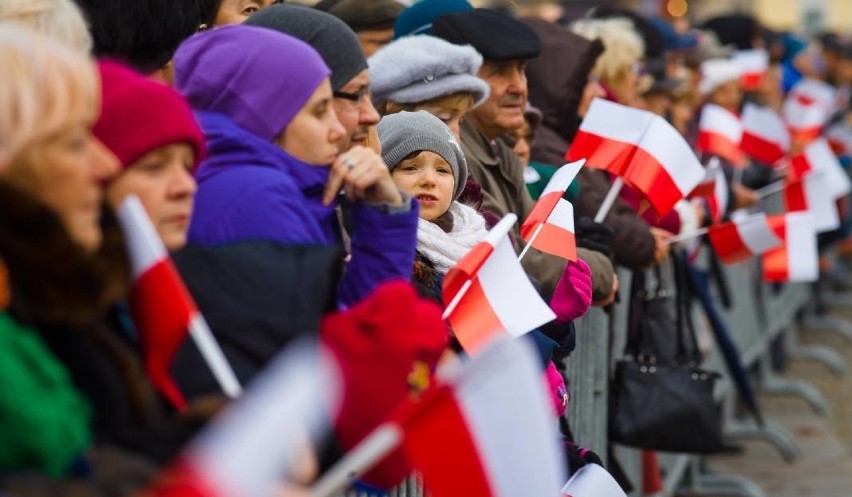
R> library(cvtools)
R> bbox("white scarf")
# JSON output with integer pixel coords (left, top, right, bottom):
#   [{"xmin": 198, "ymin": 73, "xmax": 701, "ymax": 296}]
[{"xmin": 417, "ymin": 202, "xmax": 488, "ymax": 273}]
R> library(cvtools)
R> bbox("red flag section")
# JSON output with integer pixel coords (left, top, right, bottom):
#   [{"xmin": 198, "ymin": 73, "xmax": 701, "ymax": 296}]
[
  {"xmin": 567, "ymin": 98, "xmax": 704, "ymax": 215},
  {"xmin": 443, "ymin": 215, "xmax": 556, "ymax": 353},
  {"xmin": 396, "ymin": 338, "xmax": 564, "ymax": 497},
  {"xmin": 521, "ymin": 161, "xmax": 583, "ymax": 261},
  {"xmin": 740, "ymin": 103, "xmax": 790, "ymax": 165},
  {"xmin": 707, "ymin": 213, "xmax": 782, "ymax": 264},
  {"xmin": 763, "ymin": 213, "xmax": 819, "ymax": 282},
  {"xmin": 118, "ymin": 195, "xmax": 195, "ymax": 410},
  {"xmin": 697, "ymin": 104, "xmax": 746, "ymax": 167}
]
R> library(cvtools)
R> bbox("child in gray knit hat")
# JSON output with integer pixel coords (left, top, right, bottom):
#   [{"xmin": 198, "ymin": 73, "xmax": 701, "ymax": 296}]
[{"xmin": 378, "ymin": 110, "xmax": 486, "ymax": 295}]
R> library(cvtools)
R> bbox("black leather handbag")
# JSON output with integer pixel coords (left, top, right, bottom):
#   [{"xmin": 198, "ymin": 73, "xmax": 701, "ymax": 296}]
[{"xmin": 609, "ymin": 254, "xmax": 724, "ymax": 454}]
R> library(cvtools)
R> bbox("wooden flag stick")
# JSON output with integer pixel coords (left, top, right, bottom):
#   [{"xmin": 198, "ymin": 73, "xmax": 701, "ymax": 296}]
[
  {"xmin": 310, "ymin": 424, "xmax": 403, "ymax": 497},
  {"xmin": 594, "ymin": 176, "xmax": 624, "ymax": 223},
  {"xmin": 517, "ymin": 223, "xmax": 544, "ymax": 263},
  {"xmin": 189, "ymin": 316, "xmax": 243, "ymax": 398}
]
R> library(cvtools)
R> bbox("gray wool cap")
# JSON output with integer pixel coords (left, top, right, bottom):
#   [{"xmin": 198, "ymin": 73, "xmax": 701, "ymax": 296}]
[
  {"xmin": 369, "ymin": 35, "xmax": 489, "ymax": 107},
  {"xmin": 246, "ymin": 4, "xmax": 367, "ymax": 91},
  {"xmin": 378, "ymin": 111, "xmax": 469, "ymax": 200}
]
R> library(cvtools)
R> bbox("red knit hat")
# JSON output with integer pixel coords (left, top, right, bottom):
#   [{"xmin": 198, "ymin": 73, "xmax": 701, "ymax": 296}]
[
  {"xmin": 321, "ymin": 280, "xmax": 448, "ymax": 489},
  {"xmin": 93, "ymin": 60, "xmax": 205, "ymax": 170}
]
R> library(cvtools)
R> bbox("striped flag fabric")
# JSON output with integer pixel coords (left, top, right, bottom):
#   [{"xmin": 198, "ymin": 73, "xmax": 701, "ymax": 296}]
[
  {"xmin": 790, "ymin": 138, "xmax": 852, "ymax": 200},
  {"xmin": 784, "ymin": 78, "xmax": 837, "ymax": 144},
  {"xmin": 731, "ymin": 49, "xmax": 769, "ymax": 91},
  {"xmin": 740, "ymin": 103, "xmax": 790, "ymax": 165},
  {"xmin": 706, "ymin": 213, "xmax": 782, "ymax": 264},
  {"xmin": 688, "ymin": 158, "xmax": 720, "ymax": 199},
  {"xmin": 520, "ymin": 160, "xmax": 584, "ymax": 261},
  {"xmin": 566, "ymin": 98, "xmax": 705, "ymax": 215},
  {"xmin": 443, "ymin": 214, "xmax": 556, "ymax": 353},
  {"xmin": 763, "ymin": 212, "xmax": 819, "ymax": 282},
  {"xmin": 782, "ymin": 171, "xmax": 840, "ymax": 234},
  {"xmin": 697, "ymin": 104, "xmax": 746, "ymax": 167},
  {"xmin": 397, "ymin": 337, "xmax": 565, "ymax": 497},
  {"xmin": 562, "ymin": 464, "xmax": 626, "ymax": 497},
  {"xmin": 118, "ymin": 195, "xmax": 198, "ymax": 410},
  {"xmin": 149, "ymin": 340, "xmax": 339, "ymax": 497}
]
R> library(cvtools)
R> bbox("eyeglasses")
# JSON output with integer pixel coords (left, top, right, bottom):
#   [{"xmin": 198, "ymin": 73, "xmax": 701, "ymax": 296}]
[{"xmin": 333, "ymin": 86, "xmax": 371, "ymax": 103}]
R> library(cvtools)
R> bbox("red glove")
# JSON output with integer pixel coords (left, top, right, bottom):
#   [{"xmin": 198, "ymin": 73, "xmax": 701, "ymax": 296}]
[{"xmin": 550, "ymin": 259, "xmax": 592, "ymax": 323}]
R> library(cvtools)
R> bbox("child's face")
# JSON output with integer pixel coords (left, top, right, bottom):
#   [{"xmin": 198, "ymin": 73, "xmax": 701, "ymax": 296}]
[
  {"xmin": 391, "ymin": 151, "xmax": 455, "ymax": 222},
  {"xmin": 107, "ymin": 143, "xmax": 197, "ymax": 251}
]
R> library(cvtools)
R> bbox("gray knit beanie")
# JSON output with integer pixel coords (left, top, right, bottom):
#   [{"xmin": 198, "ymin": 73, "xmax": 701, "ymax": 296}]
[
  {"xmin": 369, "ymin": 35, "xmax": 489, "ymax": 106},
  {"xmin": 378, "ymin": 111, "xmax": 469, "ymax": 200},
  {"xmin": 246, "ymin": 4, "xmax": 367, "ymax": 91}
]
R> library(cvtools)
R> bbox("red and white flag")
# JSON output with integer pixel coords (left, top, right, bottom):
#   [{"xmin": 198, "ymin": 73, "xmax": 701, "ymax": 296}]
[
  {"xmin": 697, "ymin": 104, "xmax": 746, "ymax": 167},
  {"xmin": 763, "ymin": 212, "xmax": 819, "ymax": 282},
  {"xmin": 731, "ymin": 49, "xmax": 769, "ymax": 91},
  {"xmin": 705, "ymin": 163, "xmax": 729, "ymax": 224},
  {"xmin": 790, "ymin": 138, "xmax": 852, "ymax": 200},
  {"xmin": 118, "ymin": 196, "xmax": 241, "ymax": 409},
  {"xmin": 784, "ymin": 78, "xmax": 837, "ymax": 144},
  {"xmin": 688, "ymin": 158, "xmax": 720, "ymax": 199},
  {"xmin": 520, "ymin": 160, "xmax": 584, "ymax": 261},
  {"xmin": 707, "ymin": 213, "xmax": 782, "ymax": 264},
  {"xmin": 567, "ymin": 98, "xmax": 705, "ymax": 215},
  {"xmin": 443, "ymin": 215, "xmax": 555, "ymax": 353},
  {"xmin": 562, "ymin": 463, "xmax": 626, "ymax": 497},
  {"xmin": 149, "ymin": 340, "xmax": 339, "ymax": 497},
  {"xmin": 782, "ymin": 171, "xmax": 840, "ymax": 234},
  {"xmin": 397, "ymin": 337, "xmax": 564, "ymax": 497},
  {"xmin": 827, "ymin": 122, "xmax": 852, "ymax": 157},
  {"xmin": 740, "ymin": 102, "xmax": 790, "ymax": 165}
]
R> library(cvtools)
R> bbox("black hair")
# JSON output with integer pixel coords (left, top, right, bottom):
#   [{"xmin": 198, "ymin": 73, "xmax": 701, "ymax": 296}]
[{"xmin": 73, "ymin": 0, "xmax": 203, "ymax": 73}]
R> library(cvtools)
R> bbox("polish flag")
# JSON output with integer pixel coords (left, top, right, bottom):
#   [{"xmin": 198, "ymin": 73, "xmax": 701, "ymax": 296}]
[
  {"xmin": 784, "ymin": 78, "xmax": 837, "ymax": 144},
  {"xmin": 763, "ymin": 212, "xmax": 819, "ymax": 282},
  {"xmin": 740, "ymin": 103, "xmax": 790, "ymax": 165},
  {"xmin": 117, "ymin": 196, "xmax": 241, "ymax": 409},
  {"xmin": 567, "ymin": 98, "xmax": 705, "ymax": 215},
  {"xmin": 443, "ymin": 214, "xmax": 556, "ymax": 353},
  {"xmin": 782, "ymin": 171, "xmax": 840, "ymax": 234},
  {"xmin": 707, "ymin": 213, "xmax": 782, "ymax": 264},
  {"xmin": 790, "ymin": 138, "xmax": 852, "ymax": 200},
  {"xmin": 688, "ymin": 158, "xmax": 720, "ymax": 199},
  {"xmin": 397, "ymin": 337, "xmax": 564, "ymax": 497},
  {"xmin": 148, "ymin": 340, "xmax": 339, "ymax": 497},
  {"xmin": 520, "ymin": 160, "xmax": 584, "ymax": 261},
  {"xmin": 562, "ymin": 464, "xmax": 626, "ymax": 497},
  {"xmin": 731, "ymin": 49, "xmax": 769, "ymax": 91},
  {"xmin": 697, "ymin": 104, "xmax": 746, "ymax": 167}
]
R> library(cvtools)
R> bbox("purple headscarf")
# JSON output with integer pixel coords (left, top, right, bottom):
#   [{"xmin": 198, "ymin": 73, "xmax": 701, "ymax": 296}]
[{"xmin": 174, "ymin": 24, "xmax": 331, "ymax": 142}]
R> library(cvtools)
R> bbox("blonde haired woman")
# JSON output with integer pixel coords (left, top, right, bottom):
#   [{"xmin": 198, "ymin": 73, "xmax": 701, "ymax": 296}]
[
  {"xmin": 571, "ymin": 17, "xmax": 645, "ymax": 106},
  {"xmin": 0, "ymin": 0, "xmax": 92, "ymax": 53},
  {"xmin": 0, "ymin": 24, "xmax": 121, "ymax": 479}
]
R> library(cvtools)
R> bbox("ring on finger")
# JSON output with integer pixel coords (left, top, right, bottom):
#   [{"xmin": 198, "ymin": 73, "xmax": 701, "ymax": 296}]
[{"xmin": 342, "ymin": 158, "xmax": 355, "ymax": 171}]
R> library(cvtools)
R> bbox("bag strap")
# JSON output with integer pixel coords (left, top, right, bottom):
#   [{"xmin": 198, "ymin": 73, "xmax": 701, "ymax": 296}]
[{"xmin": 673, "ymin": 251, "xmax": 702, "ymax": 365}]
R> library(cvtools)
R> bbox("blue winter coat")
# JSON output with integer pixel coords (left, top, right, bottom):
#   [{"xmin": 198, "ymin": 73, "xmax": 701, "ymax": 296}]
[{"xmin": 188, "ymin": 111, "xmax": 419, "ymax": 307}]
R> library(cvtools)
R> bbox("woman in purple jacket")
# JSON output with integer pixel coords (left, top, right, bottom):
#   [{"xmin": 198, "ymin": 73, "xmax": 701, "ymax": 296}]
[{"xmin": 170, "ymin": 25, "xmax": 419, "ymax": 396}]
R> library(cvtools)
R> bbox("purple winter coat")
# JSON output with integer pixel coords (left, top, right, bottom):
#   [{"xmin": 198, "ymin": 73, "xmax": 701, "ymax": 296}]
[{"xmin": 188, "ymin": 111, "xmax": 419, "ymax": 306}]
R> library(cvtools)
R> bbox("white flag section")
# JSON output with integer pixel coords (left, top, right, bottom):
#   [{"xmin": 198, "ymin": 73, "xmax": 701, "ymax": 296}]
[
  {"xmin": 400, "ymin": 337, "xmax": 566, "ymax": 497},
  {"xmin": 168, "ymin": 340, "xmax": 339, "ymax": 497},
  {"xmin": 795, "ymin": 139, "xmax": 852, "ymax": 200},
  {"xmin": 562, "ymin": 464, "xmax": 626, "ymax": 497}
]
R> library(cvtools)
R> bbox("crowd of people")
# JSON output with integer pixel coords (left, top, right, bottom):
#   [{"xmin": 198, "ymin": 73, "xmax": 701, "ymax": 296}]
[{"xmin": 1, "ymin": 0, "xmax": 851, "ymax": 495}]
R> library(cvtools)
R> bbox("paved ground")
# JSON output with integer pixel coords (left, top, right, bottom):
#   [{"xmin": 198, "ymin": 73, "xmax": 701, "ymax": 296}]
[{"xmin": 703, "ymin": 308, "xmax": 852, "ymax": 497}]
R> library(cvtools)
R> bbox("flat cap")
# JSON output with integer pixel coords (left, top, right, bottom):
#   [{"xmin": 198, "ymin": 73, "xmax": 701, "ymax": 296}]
[
  {"xmin": 329, "ymin": 0, "xmax": 405, "ymax": 32},
  {"xmin": 431, "ymin": 9, "xmax": 541, "ymax": 61}
]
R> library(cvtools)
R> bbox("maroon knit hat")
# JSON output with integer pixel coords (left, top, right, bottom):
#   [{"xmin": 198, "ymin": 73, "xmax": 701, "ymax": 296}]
[{"xmin": 93, "ymin": 60, "xmax": 205, "ymax": 170}]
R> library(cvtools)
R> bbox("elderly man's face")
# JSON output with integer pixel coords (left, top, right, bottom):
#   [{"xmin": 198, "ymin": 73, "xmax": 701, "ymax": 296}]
[
  {"xmin": 332, "ymin": 69, "xmax": 381, "ymax": 152},
  {"xmin": 468, "ymin": 59, "xmax": 528, "ymax": 140}
]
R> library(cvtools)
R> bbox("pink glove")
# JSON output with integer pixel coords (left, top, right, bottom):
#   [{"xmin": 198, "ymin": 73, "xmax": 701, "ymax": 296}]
[
  {"xmin": 550, "ymin": 259, "xmax": 593, "ymax": 323},
  {"xmin": 545, "ymin": 361, "xmax": 569, "ymax": 418}
]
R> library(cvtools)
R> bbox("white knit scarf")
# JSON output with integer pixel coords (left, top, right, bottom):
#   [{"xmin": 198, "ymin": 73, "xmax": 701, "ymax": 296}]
[{"xmin": 417, "ymin": 202, "xmax": 488, "ymax": 273}]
